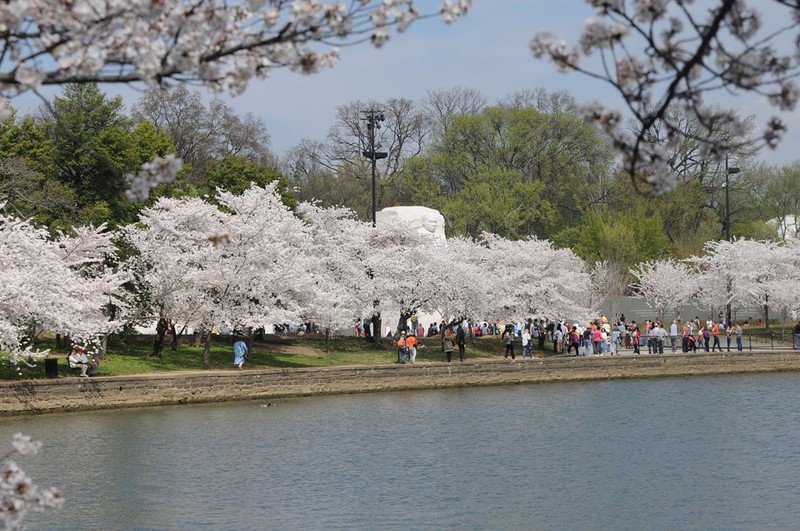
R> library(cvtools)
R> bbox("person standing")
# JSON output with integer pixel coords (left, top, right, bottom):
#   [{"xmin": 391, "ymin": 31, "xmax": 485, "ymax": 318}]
[
  {"xmin": 610, "ymin": 326, "xmax": 620, "ymax": 356},
  {"xmin": 502, "ymin": 325, "xmax": 516, "ymax": 360},
  {"xmin": 442, "ymin": 328, "xmax": 455, "ymax": 363},
  {"xmin": 406, "ymin": 333, "xmax": 418, "ymax": 364},
  {"xmin": 592, "ymin": 325, "xmax": 603, "ymax": 355},
  {"xmin": 670, "ymin": 320, "xmax": 679, "ymax": 353},
  {"xmin": 455, "ymin": 326, "xmax": 466, "ymax": 362},
  {"xmin": 632, "ymin": 326, "xmax": 641, "ymax": 355},
  {"xmin": 725, "ymin": 324, "xmax": 732, "ymax": 351},
  {"xmin": 794, "ymin": 320, "xmax": 800, "ymax": 350},
  {"xmin": 396, "ymin": 332, "xmax": 407, "ymax": 364},
  {"xmin": 735, "ymin": 323, "xmax": 744, "ymax": 351},
  {"xmin": 233, "ymin": 339, "xmax": 248, "ymax": 370},
  {"xmin": 537, "ymin": 320, "xmax": 546, "ymax": 350},
  {"xmin": 654, "ymin": 323, "xmax": 666, "ymax": 354},
  {"xmin": 582, "ymin": 326, "xmax": 592, "ymax": 356},
  {"xmin": 521, "ymin": 328, "xmax": 531, "ymax": 358},
  {"xmin": 554, "ymin": 326, "xmax": 563, "ymax": 354}
]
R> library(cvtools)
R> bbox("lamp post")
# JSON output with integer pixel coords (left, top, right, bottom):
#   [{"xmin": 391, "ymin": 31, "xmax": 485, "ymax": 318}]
[
  {"xmin": 725, "ymin": 154, "xmax": 740, "ymax": 326},
  {"xmin": 725, "ymin": 154, "xmax": 739, "ymax": 241},
  {"xmin": 362, "ymin": 110, "xmax": 387, "ymax": 227}
]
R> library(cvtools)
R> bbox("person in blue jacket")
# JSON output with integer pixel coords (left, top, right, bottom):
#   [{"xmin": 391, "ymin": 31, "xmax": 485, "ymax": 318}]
[{"xmin": 233, "ymin": 340, "xmax": 248, "ymax": 370}]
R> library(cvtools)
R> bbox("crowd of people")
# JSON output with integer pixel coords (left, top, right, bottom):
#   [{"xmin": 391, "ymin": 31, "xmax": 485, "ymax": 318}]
[
  {"xmin": 484, "ymin": 313, "xmax": 750, "ymax": 357},
  {"xmin": 383, "ymin": 311, "xmax": 765, "ymax": 363}
]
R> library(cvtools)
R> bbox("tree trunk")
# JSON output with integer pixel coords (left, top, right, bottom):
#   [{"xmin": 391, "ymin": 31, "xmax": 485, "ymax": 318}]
[
  {"xmin": 172, "ymin": 323, "xmax": 186, "ymax": 351},
  {"xmin": 203, "ymin": 331, "xmax": 212, "ymax": 366},
  {"xmin": 150, "ymin": 318, "xmax": 168, "ymax": 358},
  {"xmin": 193, "ymin": 328, "xmax": 204, "ymax": 347},
  {"xmin": 325, "ymin": 327, "xmax": 332, "ymax": 355},
  {"xmin": 397, "ymin": 310, "xmax": 413, "ymax": 336},
  {"xmin": 97, "ymin": 334, "xmax": 108, "ymax": 360},
  {"xmin": 371, "ymin": 312, "xmax": 382, "ymax": 344}
]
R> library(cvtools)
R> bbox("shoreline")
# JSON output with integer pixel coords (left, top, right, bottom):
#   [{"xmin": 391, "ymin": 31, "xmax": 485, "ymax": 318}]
[{"xmin": 2, "ymin": 350, "xmax": 799, "ymax": 416}]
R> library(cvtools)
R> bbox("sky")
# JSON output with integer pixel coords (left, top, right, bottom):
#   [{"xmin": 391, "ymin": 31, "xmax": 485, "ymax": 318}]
[{"xmin": 12, "ymin": 1, "xmax": 800, "ymax": 168}]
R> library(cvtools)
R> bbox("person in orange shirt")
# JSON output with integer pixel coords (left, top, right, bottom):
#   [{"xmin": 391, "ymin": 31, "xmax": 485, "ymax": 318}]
[
  {"xmin": 711, "ymin": 322, "xmax": 722, "ymax": 352},
  {"xmin": 405, "ymin": 333, "xmax": 418, "ymax": 364},
  {"xmin": 396, "ymin": 332, "xmax": 407, "ymax": 363}
]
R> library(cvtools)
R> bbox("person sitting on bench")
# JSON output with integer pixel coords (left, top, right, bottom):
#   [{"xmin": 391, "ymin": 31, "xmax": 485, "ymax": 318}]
[{"xmin": 68, "ymin": 346, "xmax": 96, "ymax": 377}]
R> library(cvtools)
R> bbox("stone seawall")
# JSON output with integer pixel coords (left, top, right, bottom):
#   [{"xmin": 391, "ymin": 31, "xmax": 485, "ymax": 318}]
[{"xmin": 2, "ymin": 351, "xmax": 800, "ymax": 416}]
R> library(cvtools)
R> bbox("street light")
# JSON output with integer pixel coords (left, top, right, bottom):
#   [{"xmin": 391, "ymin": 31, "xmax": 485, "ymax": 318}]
[
  {"xmin": 362, "ymin": 110, "xmax": 387, "ymax": 227},
  {"xmin": 725, "ymin": 154, "xmax": 739, "ymax": 242},
  {"xmin": 725, "ymin": 153, "xmax": 740, "ymax": 326}
]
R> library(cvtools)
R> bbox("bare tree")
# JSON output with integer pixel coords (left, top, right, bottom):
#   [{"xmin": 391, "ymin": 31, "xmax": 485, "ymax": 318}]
[
  {"xmin": 317, "ymin": 98, "xmax": 430, "ymax": 178},
  {"xmin": 531, "ymin": 0, "xmax": 800, "ymax": 194},
  {"xmin": 498, "ymin": 88, "xmax": 579, "ymax": 115},
  {"xmin": 422, "ymin": 85, "xmax": 488, "ymax": 139},
  {"xmin": 133, "ymin": 86, "xmax": 273, "ymax": 182}
]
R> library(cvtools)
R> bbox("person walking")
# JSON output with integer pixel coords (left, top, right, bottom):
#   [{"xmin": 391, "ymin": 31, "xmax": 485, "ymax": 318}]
[
  {"xmin": 233, "ymin": 339, "xmax": 248, "ymax": 370},
  {"xmin": 396, "ymin": 332, "xmax": 407, "ymax": 364},
  {"xmin": 502, "ymin": 325, "xmax": 516, "ymax": 360},
  {"xmin": 455, "ymin": 326, "xmax": 466, "ymax": 362},
  {"xmin": 442, "ymin": 328, "xmax": 455, "ymax": 363},
  {"xmin": 711, "ymin": 322, "xmax": 722, "ymax": 352},
  {"xmin": 406, "ymin": 333, "xmax": 418, "ymax": 364},
  {"xmin": 569, "ymin": 328, "xmax": 581, "ymax": 356}
]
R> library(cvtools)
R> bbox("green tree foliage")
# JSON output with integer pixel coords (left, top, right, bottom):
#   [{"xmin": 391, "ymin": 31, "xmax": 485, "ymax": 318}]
[
  {"xmin": 741, "ymin": 163, "xmax": 800, "ymax": 241},
  {"xmin": 0, "ymin": 112, "xmax": 78, "ymax": 230},
  {"xmin": 554, "ymin": 207, "xmax": 671, "ymax": 293},
  {"xmin": 38, "ymin": 83, "xmax": 175, "ymax": 226},
  {"xmin": 443, "ymin": 170, "xmax": 553, "ymax": 239},
  {"xmin": 196, "ymin": 155, "xmax": 296, "ymax": 209},
  {"xmin": 388, "ymin": 103, "xmax": 615, "ymax": 239}
]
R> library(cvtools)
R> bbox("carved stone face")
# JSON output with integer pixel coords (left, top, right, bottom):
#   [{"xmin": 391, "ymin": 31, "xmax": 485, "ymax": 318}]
[{"xmin": 376, "ymin": 206, "xmax": 446, "ymax": 240}]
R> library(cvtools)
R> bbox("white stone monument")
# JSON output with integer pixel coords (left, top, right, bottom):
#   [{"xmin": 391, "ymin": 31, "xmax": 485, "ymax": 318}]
[{"xmin": 376, "ymin": 206, "xmax": 446, "ymax": 240}]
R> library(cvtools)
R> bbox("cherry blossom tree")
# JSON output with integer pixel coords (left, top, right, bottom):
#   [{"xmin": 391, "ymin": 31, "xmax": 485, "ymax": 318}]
[
  {"xmin": 423, "ymin": 236, "xmax": 495, "ymax": 327},
  {"xmin": 297, "ymin": 202, "xmax": 375, "ymax": 348},
  {"xmin": 367, "ymin": 222, "xmax": 441, "ymax": 335},
  {"xmin": 630, "ymin": 258, "xmax": 699, "ymax": 321},
  {"xmin": 0, "ymin": 1, "xmax": 470, "ymax": 199},
  {"xmin": 0, "ymin": 207, "xmax": 129, "ymax": 366},
  {"xmin": 770, "ymin": 237, "xmax": 800, "ymax": 317},
  {"xmin": 477, "ymin": 233, "xmax": 594, "ymax": 323},
  {"xmin": 1, "ymin": 433, "xmax": 64, "ymax": 530},
  {"xmin": 531, "ymin": 0, "xmax": 800, "ymax": 194},
  {"xmin": 691, "ymin": 238, "xmax": 785, "ymax": 326},
  {"xmin": 0, "ymin": 1, "xmax": 470, "ymax": 103},
  {"xmin": 125, "ymin": 183, "xmax": 314, "ymax": 363}
]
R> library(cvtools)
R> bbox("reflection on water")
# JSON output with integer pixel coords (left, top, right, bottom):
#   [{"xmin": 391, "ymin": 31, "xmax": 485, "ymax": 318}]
[{"xmin": 3, "ymin": 373, "xmax": 800, "ymax": 529}]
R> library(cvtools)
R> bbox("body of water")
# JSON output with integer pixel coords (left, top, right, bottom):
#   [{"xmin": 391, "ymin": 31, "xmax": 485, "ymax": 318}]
[{"xmin": 3, "ymin": 373, "xmax": 800, "ymax": 529}]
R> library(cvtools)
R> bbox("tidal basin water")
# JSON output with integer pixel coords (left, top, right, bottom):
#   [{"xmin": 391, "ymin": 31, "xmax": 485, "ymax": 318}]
[{"xmin": 4, "ymin": 373, "xmax": 800, "ymax": 530}]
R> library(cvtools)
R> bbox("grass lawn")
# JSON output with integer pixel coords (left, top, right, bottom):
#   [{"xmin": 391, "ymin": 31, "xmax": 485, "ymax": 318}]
[{"xmin": 1, "ymin": 332, "xmax": 529, "ymax": 380}]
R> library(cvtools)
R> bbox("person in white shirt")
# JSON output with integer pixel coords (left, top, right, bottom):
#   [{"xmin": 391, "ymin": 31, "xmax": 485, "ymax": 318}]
[{"xmin": 669, "ymin": 320, "xmax": 679, "ymax": 353}]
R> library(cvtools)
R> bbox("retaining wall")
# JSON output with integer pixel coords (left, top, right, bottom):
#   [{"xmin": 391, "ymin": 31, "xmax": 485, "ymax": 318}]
[{"xmin": 2, "ymin": 351, "xmax": 800, "ymax": 416}]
